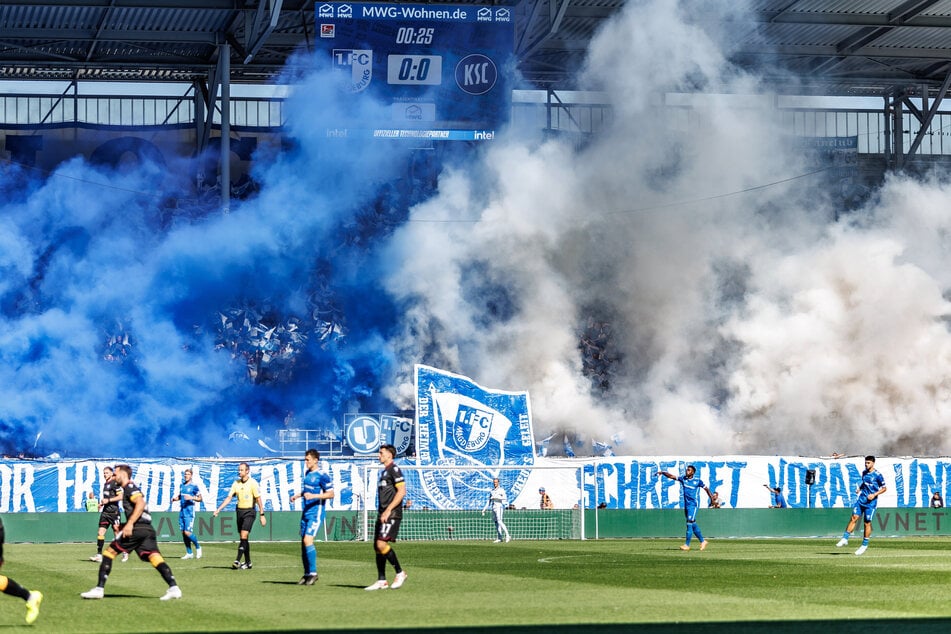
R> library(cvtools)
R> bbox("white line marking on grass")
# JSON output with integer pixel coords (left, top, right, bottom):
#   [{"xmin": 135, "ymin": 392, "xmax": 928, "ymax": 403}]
[{"xmin": 537, "ymin": 555, "xmax": 595, "ymax": 564}]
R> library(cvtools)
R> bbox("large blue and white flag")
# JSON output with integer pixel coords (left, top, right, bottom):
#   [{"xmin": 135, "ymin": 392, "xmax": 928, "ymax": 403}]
[{"xmin": 413, "ymin": 365, "xmax": 534, "ymax": 509}]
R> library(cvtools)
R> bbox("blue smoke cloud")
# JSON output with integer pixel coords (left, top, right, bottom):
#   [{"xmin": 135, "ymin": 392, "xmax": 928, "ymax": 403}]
[{"xmin": 0, "ymin": 70, "xmax": 428, "ymax": 458}]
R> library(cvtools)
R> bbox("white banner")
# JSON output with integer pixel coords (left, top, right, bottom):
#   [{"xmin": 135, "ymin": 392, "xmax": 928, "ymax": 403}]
[
  {"xmin": 575, "ymin": 455, "xmax": 946, "ymax": 510},
  {"xmin": 0, "ymin": 455, "xmax": 945, "ymax": 512}
]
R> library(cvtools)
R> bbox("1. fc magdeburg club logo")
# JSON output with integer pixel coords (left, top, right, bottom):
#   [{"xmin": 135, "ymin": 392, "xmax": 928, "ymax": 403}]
[
  {"xmin": 414, "ymin": 365, "xmax": 534, "ymax": 511},
  {"xmin": 332, "ymin": 49, "xmax": 373, "ymax": 93}
]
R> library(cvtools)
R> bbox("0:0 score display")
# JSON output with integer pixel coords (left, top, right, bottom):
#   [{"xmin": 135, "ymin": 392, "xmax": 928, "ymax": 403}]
[{"xmin": 387, "ymin": 54, "xmax": 443, "ymax": 85}]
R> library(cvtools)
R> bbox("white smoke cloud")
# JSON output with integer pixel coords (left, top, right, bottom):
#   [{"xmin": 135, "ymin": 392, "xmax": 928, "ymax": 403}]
[{"xmin": 380, "ymin": 0, "xmax": 951, "ymax": 456}]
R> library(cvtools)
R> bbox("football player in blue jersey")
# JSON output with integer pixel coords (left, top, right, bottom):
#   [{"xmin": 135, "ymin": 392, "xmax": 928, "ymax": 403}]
[
  {"xmin": 171, "ymin": 469, "xmax": 202, "ymax": 559},
  {"xmin": 659, "ymin": 464, "xmax": 716, "ymax": 551},
  {"xmin": 764, "ymin": 484, "xmax": 788, "ymax": 508},
  {"xmin": 836, "ymin": 455, "xmax": 887, "ymax": 556},
  {"xmin": 290, "ymin": 449, "xmax": 335, "ymax": 585}
]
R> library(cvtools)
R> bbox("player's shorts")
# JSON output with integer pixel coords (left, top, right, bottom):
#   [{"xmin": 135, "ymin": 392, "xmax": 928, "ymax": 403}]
[
  {"xmin": 300, "ymin": 516, "xmax": 324, "ymax": 539},
  {"xmin": 98, "ymin": 511, "xmax": 120, "ymax": 530},
  {"xmin": 179, "ymin": 509, "xmax": 195, "ymax": 533},
  {"xmin": 683, "ymin": 504, "xmax": 699, "ymax": 523},
  {"xmin": 236, "ymin": 508, "xmax": 257, "ymax": 533},
  {"xmin": 374, "ymin": 516, "xmax": 402, "ymax": 543},
  {"xmin": 112, "ymin": 522, "xmax": 161, "ymax": 558},
  {"xmin": 852, "ymin": 500, "xmax": 878, "ymax": 522}
]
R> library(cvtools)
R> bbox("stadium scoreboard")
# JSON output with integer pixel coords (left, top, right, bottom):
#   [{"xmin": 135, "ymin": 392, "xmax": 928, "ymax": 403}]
[{"xmin": 316, "ymin": 1, "xmax": 514, "ymax": 140}]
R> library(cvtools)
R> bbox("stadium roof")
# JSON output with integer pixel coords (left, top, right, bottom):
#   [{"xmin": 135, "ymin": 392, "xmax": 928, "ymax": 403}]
[{"xmin": 1, "ymin": 1, "xmax": 951, "ymax": 96}]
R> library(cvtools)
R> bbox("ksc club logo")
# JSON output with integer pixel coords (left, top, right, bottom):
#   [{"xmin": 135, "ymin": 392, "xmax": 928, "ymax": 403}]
[
  {"xmin": 346, "ymin": 416, "xmax": 382, "ymax": 454},
  {"xmin": 455, "ymin": 54, "xmax": 497, "ymax": 95},
  {"xmin": 332, "ymin": 49, "xmax": 373, "ymax": 93}
]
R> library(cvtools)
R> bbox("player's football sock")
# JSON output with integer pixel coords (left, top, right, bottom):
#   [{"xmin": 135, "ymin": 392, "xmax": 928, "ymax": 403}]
[
  {"xmin": 182, "ymin": 536, "xmax": 191, "ymax": 553},
  {"xmin": 96, "ymin": 538, "xmax": 104, "ymax": 554},
  {"xmin": 375, "ymin": 553, "xmax": 387, "ymax": 579},
  {"xmin": 156, "ymin": 562, "xmax": 176, "ymax": 586},
  {"xmin": 1, "ymin": 577, "xmax": 31, "ymax": 601},
  {"xmin": 305, "ymin": 544, "xmax": 317, "ymax": 575},
  {"xmin": 191, "ymin": 536, "xmax": 201, "ymax": 550},
  {"xmin": 861, "ymin": 538, "xmax": 869, "ymax": 546},
  {"xmin": 97, "ymin": 557, "xmax": 114, "ymax": 587},
  {"xmin": 386, "ymin": 548, "xmax": 401, "ymax": 571}
]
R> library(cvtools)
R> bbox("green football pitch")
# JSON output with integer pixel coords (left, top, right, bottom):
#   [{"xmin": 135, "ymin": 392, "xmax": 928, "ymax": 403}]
[{"xmin": 3, "ymin": 538, "xmax": 951, "ymax": 633}]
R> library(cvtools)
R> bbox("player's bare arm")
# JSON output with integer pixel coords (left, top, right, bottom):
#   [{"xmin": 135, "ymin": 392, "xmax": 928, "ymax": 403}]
[
  {"xmin": 257, "ymin": 496, "xmax": 267, "ymax": 525},
  {"xmin": 213, "ymin": 493, "xmax": 233, "ymax": 516}
]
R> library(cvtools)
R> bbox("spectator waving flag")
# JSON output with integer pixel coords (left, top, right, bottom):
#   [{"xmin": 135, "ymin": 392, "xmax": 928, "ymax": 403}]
[
  {"xmin": 537, "ymin": 433, "xmax": 556, "ymax": 457},
  {"xmin": 564, "ymin": 435, "xmax": 576, "ymax": 458}
]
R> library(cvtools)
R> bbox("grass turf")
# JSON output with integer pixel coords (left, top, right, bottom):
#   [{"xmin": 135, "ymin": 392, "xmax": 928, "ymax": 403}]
[{"xmin": 2, "ymin": 538, "xmax": 951, "ymax": 632}]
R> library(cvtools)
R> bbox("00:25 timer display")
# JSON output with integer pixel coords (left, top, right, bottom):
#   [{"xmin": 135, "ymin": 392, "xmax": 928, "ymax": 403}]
[{"xmin": 395, "ymin": 27, "xmax": 434, "ymax": 44}]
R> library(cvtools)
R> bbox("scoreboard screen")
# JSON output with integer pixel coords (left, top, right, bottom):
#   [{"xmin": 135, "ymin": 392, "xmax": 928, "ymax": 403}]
[{"xmin": 315, "ymin": 2, "xmax": 514, "ymax": 141}]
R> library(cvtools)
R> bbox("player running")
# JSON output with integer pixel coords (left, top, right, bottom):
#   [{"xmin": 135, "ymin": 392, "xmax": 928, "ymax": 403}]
[
  {"xmin": 290, "ymin": 449, "xmax": 334, "ymax": 585},
  {"xmin": 0, "ymin": 517, "xmax": 42, "ymax": 624},
  {"xmin": 836, "ymin": 455, "xmax": 887, "ymax": 556},
  {"xmin": 81, "ymin": 464, "xmax": 181, "ymax": 600},
  {"xmin": 659, "ymin": 464, "xmax": 715, "ymax": 551}
]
